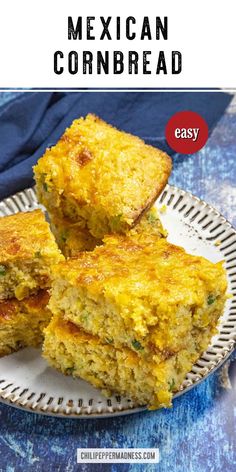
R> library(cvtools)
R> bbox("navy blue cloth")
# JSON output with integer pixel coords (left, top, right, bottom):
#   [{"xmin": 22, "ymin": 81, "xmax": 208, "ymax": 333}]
[{"xmin": 0, "ymin": 91, "xmax": 232, "ymax": 200}]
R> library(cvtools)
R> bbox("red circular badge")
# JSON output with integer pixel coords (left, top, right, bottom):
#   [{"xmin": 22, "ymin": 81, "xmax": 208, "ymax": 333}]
[{"xmin": 165, "ymin": 110, "xmax": 208, "ymax": 154}]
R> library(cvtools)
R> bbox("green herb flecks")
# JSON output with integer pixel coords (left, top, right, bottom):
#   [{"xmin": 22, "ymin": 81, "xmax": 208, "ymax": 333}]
[
  {"xmin": 66, "ymin": 367, "xmax": 75, "ymax": 375},
  {"xmin": 147, "ymin": 212, "xmax": 158, "ymax": 224},
  {"xmin": 207, "ymin": 295, "xmax": 216, "ymax": 305},
  {"xmin": 132, "ymin": 339, "xmax": 144, "ymax": 351},
  {"xmin": 60, "ymin": 231, "xmax": 68, "ymax": 243},
  {"xmin": 41, "ymin": 172, "xmax": 52, "ymax": 192},
  {"xmin": 81, "ymin": 311, "xmax": 90, "ymax": 323},
  {"xmin": 0, "ymin": 265, "xmax": 6, "ymax": 276},
  {"xmin": 34, "ymin": 251, "xmax": 41, "ymax": 258},
  {"xmin": 105, "ymin": 338, "xmax": 113, "ymax": 344},
  {"xmin": 111, "ymin": 214, "xmax": 123, "ymax": 231},
  {"xmin": 168, "ymin": 378, "xmax": 175, "ymax": 392},
  {"xmin": 43, "ymin": 182, "xmax": 48, "ymax": 192}
]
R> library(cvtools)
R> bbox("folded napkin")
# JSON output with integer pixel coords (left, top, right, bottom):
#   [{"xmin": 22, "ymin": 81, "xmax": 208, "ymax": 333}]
[{"xmin": 0, "ymin": 91, "xmax": 232, "ymax": 200}]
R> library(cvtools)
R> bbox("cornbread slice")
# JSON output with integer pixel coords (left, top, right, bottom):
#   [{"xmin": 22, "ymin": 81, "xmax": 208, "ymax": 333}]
[
  {"xmin": 34, "ymin": 114, "xmax": 172, "ymax": 238},
  {"xmin": 0, "ymin": 209, "xmax": 64, "ymax": 300},
  {"xmin": 43, "ymin": 315, "xmax": 213, "ymax": 409},
  {"xmin": 49, "ymin": 236, "xmax": 227, "ymax": 360},
  {"xmin": 49, "ymin": 207, "xmax": 167, "ymax": 257},
  {"xmin": 0, "ymin": 290, "xmax": 51, "ymax": 357}
]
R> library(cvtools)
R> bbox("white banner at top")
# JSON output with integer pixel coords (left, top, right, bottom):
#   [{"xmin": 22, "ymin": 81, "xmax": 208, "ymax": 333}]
[{"xmin": 0, "ymin": 0, "xmax": 235, "ymax": 89}]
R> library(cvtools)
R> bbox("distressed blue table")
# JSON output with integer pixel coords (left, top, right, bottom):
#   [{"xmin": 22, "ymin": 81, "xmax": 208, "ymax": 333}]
[{"xmin": 0, "ymin": 92, "xmax": 235, "ymax": 472}]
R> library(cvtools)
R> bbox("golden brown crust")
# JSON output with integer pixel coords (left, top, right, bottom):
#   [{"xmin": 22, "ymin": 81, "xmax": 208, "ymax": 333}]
[
  {"xmin": 0, "ymin": 299, "xmax": 17, "ymax": 320},
  {"xmin": 0, "ymin": 290, "xmax": 50, "ymax": 321},
  {"xmin": 0, "ymin": 289, "xmax": 51, "ymax": 357},
  {"xmin": 49, "ymin": 235, "xmax": 227, "ymax": 364},
  {"xmin": 131, "ymin": 162, "xmax": 171, "ymax": 225},
  {"xmin": 53, "ymin": 236, "xmax": 227, "ymax": 296},
  {"xmin": 0, "ymin": 209, "xmax": 61, "ymax": 263},
  {"xmin": 0, "ymin": 209, "xmax": 63, "ymax": 301},
  {"xmin": 23, "ymin": 290, "xmax": 50, "ymax": 310},
  {"xmin": 34, "ymin": 114, "xmax": 172, "ymax": 238},
  {"xmin": 53, "ymin": 318, "xmax": 94, "ymax": 341}
]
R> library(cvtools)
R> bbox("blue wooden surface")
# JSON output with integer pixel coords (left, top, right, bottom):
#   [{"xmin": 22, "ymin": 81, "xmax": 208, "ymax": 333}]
[{"xmin": 0, "ymin": 92, "xmax": 235, "ymax": 472}]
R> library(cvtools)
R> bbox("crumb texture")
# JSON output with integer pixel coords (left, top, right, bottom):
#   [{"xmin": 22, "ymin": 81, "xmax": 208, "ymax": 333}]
[
  {"xmin": 0, "ymin": 209, "xmax": 64, "ymax": 300},
  {"xmin": 0, "ymin": 290, "xmax": 51, "ymax": 357},
  {"xmin": 46, "ymin": 236, "xmax": 227, "ymax": 408},
  {"xmin": 34, "ymin": 114, "xmax": 172, "ymax": 238}
]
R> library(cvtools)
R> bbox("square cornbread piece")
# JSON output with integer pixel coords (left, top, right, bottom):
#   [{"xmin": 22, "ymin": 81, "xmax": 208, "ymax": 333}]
[
  {"xmin": 0, "ymin": 209, "xmax": 64, "ymax": 300},
  {"xmin": 49, "ymin": 236, "xmax": 227, "ymax": 361},
  {"xmin": 34, "ymin": 114, "xmax": 172, "ymax": 239},
  {"xmin": 49, "ymin": 207, "xmax": 167, "ymax": 258},
  {"xmin": 0, "ymin": 290, "xmax": 51, "ymax": 357},
  {"xmin": 43, "ymin": 315, "xmax": 212, "ymax": 409}
]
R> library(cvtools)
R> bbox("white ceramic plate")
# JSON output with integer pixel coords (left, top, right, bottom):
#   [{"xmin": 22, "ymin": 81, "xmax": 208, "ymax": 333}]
[{"xmin": 0, "ymin": 185, "xmax": 235, "ymax": 418}]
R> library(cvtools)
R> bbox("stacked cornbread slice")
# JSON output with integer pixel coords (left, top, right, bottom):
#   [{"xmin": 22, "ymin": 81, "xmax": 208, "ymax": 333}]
[
  {"xmin": 0, "ymin": 113, "xmax": 228, "ymax": 411},
  {"xmin": 34, "ymin": 114, "xmax": 227, "ymax": 409},
  {"xmin": 34, "ymin": 113, "xmax": 171, "ymax": 255},
  {"xmin": 0, "ymin": 210, "xmax": 63, "ymax": 356},
  {"xmin": 43, "ymin": 234, "xmax": 227, "ymax": 409}
]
